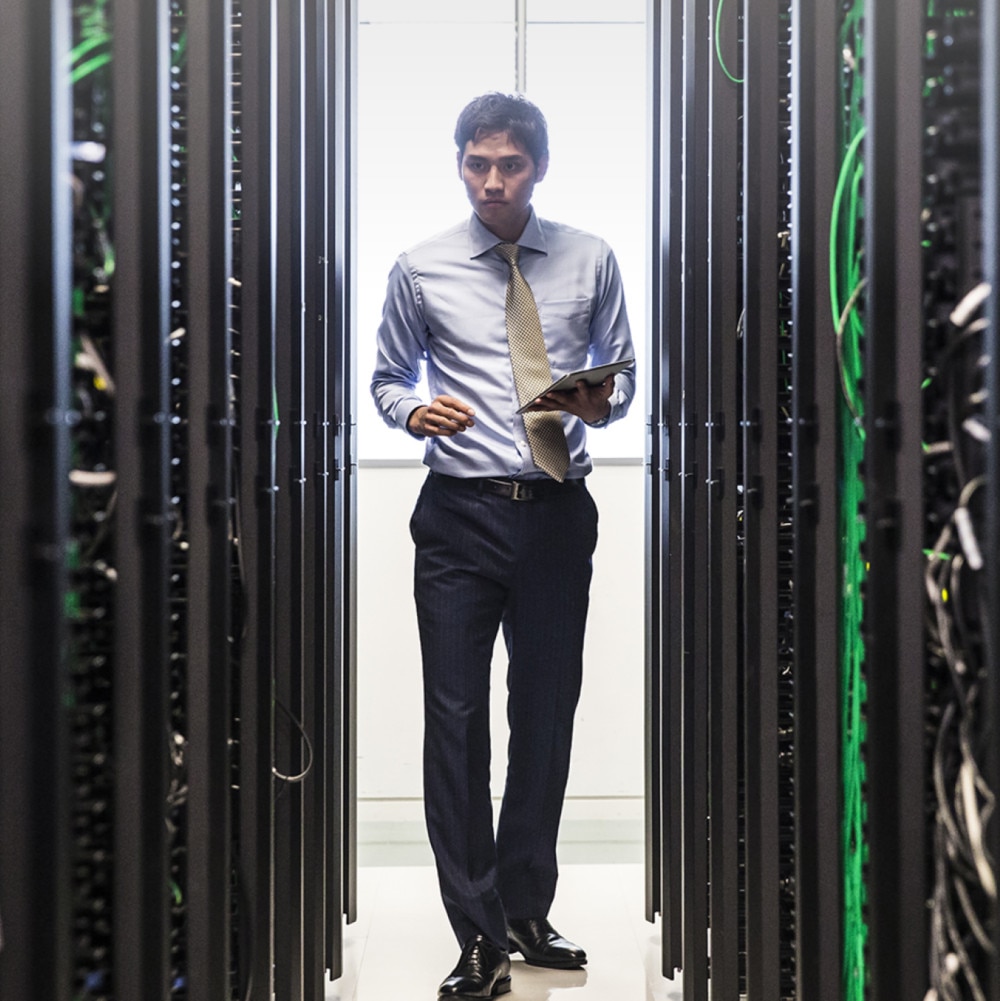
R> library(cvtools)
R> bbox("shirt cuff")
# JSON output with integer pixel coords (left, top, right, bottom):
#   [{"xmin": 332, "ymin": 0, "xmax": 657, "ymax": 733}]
[{"xmin": 405, "ymin": 404, "xmax": 427, "ymax": 439}]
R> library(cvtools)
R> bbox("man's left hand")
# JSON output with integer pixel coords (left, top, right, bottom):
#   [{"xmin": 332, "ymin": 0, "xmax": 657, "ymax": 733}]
[{"xmin": 522, "ymin": 377, "xmax": 613, "ymax": 425}]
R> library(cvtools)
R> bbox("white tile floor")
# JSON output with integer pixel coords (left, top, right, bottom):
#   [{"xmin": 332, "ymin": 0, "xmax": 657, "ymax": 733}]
[{"xmin": 325, "ymin": 864, "xmax": 683, "ymax": 1000}]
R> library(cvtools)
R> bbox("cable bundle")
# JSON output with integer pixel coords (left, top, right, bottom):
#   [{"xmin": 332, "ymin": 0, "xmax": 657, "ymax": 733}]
[
  {"xmin": 923, "ymin": 281, "xmax": 993, "ymax": 1001},
  {"xmin": 831, "ymin": 2, "xmax": 869, "ymax": 998},
  {"xmin": 920, "ymin": 6, "xmax": 994, "ymax": 999}
]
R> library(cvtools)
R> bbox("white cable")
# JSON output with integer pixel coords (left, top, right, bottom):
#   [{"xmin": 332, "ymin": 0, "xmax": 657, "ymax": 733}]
[
  {"xmin": 961, "ymin": 757, "xmax": 997, "ymax": 900},
  {"xmin": 69, "ymin": 469, "xmax": 117, "ymax": 487},
  {"xmin": 962, "ymin": 417, "xmax": 990, "ymax": 443},
  {"xmin": 949, "ymin": 282, "xmax": 991, "ymax": 328},
  {"xmin": 953, "ymin": 507, "xmax": 983, "ymax": 571},
  {"xmin": 78, "ymin": 333, "xmax": 116, "ymax": 395}
]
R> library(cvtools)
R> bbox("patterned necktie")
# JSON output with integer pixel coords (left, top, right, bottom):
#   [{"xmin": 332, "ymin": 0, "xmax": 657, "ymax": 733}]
[{"xmin": 495, "ymin": 242, "xmax": 571, "ymax": 482}]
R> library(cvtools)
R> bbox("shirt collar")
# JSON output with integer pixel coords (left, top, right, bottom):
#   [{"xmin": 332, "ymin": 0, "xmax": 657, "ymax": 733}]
[{"xmin": 467, "ymin": 208, "xmax": 548, "ymax": 259}]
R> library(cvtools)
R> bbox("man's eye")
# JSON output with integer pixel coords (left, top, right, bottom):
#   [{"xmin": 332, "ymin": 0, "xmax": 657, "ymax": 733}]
[
  {"xmin": 467, "ymin": 161, "xmax": 486, "ymax": 172},
  {"xmin": 503, "ymin": 162, "xmax": 522, "ymax": 172}
]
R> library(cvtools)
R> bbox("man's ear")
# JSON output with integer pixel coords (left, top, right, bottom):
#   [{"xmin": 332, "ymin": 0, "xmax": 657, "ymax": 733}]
[
  {"xmin": 457, "ymin": 150, "xmax": 464, "ymax": 178},
  {"xmin": 534, "ymin": 154, "xmax": 549, "ymax": 183}
]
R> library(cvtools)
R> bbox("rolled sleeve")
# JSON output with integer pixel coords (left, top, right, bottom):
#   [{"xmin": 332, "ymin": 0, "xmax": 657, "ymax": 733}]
[
  {"xmin": 589, "ymin": 246, "xmax": 636, "ymax": 428},
  {"xmin": 370, "ymin": 259, "xmax": 429, "ymax": 434}
]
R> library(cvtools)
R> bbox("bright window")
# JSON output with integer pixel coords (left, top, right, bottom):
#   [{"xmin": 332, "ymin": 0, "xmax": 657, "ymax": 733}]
[{"xmin": 357, "ymin": 1, "xmax": 647, "ymax": 461}]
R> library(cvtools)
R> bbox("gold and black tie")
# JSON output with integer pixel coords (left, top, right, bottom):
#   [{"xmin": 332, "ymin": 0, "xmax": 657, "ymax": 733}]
[{"xmin": 495, "ymin": 242, "xmax": 571, "ymax": 482}]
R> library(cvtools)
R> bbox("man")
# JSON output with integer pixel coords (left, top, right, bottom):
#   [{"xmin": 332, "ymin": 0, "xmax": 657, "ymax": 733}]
[{"xmin": 371, "ymin": 92, "xmax": 635, "ymax": 999}]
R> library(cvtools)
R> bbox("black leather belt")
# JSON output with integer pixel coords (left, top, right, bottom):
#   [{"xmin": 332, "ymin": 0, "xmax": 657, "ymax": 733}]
[{"xmin": 430, "ymin": 472, "xmax": 585, "ymax": 502}]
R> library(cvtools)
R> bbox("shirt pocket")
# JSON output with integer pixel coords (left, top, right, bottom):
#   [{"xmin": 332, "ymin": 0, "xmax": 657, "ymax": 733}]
[
  {"xmin": 537, "ymin": 298, "xmax": 593, "ymax": 368},
  {"xmin": 536, "ymin": 298, "xmax": 593, "ymax": 375},
  {"xmin": 538, "ymin": 296, "xmax": 592, "ymax": 322}
]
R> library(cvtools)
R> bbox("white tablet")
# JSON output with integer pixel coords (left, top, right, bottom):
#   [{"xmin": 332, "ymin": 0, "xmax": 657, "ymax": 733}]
[{"xmin": 516, "ymin": 358, "xmax": 634, "ymax": 414}]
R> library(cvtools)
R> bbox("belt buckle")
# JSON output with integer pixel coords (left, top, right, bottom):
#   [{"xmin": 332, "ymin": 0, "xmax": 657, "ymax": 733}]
[{"xmin": 510, "ymin": 481, "xmax": 531, "ymax": 502}]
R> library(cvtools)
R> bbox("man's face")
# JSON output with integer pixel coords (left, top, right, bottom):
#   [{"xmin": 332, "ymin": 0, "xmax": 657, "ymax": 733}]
[{"xmin": 458, "ymin": 131, "xmax": 548, "ymax": 241}]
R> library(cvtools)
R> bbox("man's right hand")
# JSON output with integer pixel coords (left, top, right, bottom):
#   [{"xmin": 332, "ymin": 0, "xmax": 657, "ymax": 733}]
[{"xmin": 408, "ymin": 396, "xmax": 476, "ymax": 437}]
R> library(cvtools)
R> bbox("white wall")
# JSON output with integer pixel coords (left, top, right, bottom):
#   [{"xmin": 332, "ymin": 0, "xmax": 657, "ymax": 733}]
[{"xmin": 356, "ymin": 461, "xmax": 646, "ymax": 860}]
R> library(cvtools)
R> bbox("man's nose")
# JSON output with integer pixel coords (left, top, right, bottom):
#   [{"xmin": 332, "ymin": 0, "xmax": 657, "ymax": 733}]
[{"xmin": 484, "ymin": 165, "xmax": 504, "ymax": 191}]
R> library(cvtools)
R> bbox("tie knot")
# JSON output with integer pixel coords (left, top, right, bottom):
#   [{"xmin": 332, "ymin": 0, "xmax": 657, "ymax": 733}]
[{"xmin": 496, "ymin": 242, "xmax": 519, "ymax": 267}]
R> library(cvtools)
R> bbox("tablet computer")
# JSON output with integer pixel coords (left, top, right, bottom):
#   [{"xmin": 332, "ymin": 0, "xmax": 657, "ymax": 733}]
[{"xmin": 516, "ymin": 358, "xmax": 634, "ymax": 414}]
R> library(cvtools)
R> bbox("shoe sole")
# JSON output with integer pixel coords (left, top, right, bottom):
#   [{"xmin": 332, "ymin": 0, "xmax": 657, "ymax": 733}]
[
  {"xmin": 519, "ymin": 957, "xmax": 587, "ymax": 970},
  {"xmin": 440, "ymin": 975, "xmax": 511, "ymax": 999},
  {"xmin": 508, "ymin": 945, "xmax": 587, "ymax": 970}
]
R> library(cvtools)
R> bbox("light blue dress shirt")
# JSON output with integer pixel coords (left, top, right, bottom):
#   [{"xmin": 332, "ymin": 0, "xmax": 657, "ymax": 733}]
[{"xmin": 370, "ymin": 210, "xmax": 635, "ymax": 480}]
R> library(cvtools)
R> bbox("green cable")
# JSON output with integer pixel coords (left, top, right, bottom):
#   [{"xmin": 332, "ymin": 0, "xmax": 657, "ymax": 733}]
[
  {"xmin": 830, "ymin": 129, "xmax": 867, "ymax": 430},
  {"xmin": 70, "ymin": 52, "xmax": 112, "ymax": 86},
  {"xmin": 841, "ymin": 402, "xmax": 868, "ymax": 1001},
  {"xmin": 835, "ymin": 9, "xmax": 868, "ymax": 999},
  {"xmin": 829, "ymin": 127, "xmax": 867, "ymax": 332},
  {"xmin": 67, "ymin": 29, "xmax": 187, "ymax": 86},
  {"xmin": 843, "ymin": 164, "xmax": 866, "ymax": 396},
  {"xmin": 68, "ymin": 31, "xmax": 109, "ymax": 69},
  {"xmin": 714, "ymin": 0, "xmax": 744, "ymax": 84},
  {"xmin": 70, "ymin": 0, "xmax": 112, "ymax": 84},
  {"xmin": 172, "ymin": 30, "xmax": 187, "ymax": 68}
]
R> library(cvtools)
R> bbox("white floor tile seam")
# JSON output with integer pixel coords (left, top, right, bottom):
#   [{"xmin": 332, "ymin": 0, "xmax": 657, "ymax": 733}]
[{"xmin": 325, "ymin": 863, "xmax": 682, "ymax": 1000}]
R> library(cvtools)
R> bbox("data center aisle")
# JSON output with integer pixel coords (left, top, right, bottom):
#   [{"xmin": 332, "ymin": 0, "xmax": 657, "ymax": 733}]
[{"xmin": 326, "ymin": 864, "xmax": 682, "ymax": 1001}]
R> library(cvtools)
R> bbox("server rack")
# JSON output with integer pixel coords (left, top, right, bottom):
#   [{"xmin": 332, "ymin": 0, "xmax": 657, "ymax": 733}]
[
  {"xmin": 302, "ymin": 2, "xmax": 328, "ymax": 994},
  {"xmin": 789, "ymin": 1, "xmax": 842, "ymax": 998},
  {"xmin": 741, "ymin": 0, "xmax": 784, "ymax": 994},
  {"xmin": 921, "ymin": 5, "xmax": 991, "ymax": 1001},
  {"xmin": 679, "ymin": 0, "xmax": 712, "ymax": 996},
  {"xmin": 0, "ymin": 2, "xmax": 73, "ymax": 998},
  {"xmin": 273, "ymin": 0, "xmax": 306, "ymax": 993},
  {"xmin": 646, "ymin": 1, "xmax": 999, "ymax": 999},
  {"xmin": 646, "ymin": 0, "xmax": 685, "ymax": 980},
  {"xmin": 644, "ymin": 0, "xmax": 663, "ymax": 937},
  {"xmin": 330, "ymin": 0, "xmax": 359, "ymax": 945},
  {"xmin": 0, "ymin": 2, "xmax": 357, "ymax": 999},
  {"xmin": 706, "ymin": 0, "xmax": 742, "ymax": 990},
  {"xmin": 110, "ymin": 1, "xmax": 173, "ymax": 997},
  {"xmin": 236, "ymin": 3, "xmax": 278, "ymax": 998},
  {"xmin": 184, "ymin": 2, "xmax": 237, "ymax": 996},
  {"xmin": 862, "ymin": 4, "xmax": 928, "ymax": 998}
]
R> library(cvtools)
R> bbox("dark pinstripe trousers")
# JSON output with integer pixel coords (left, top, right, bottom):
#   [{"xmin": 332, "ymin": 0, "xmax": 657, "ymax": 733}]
[{"xmin": 409, "ymin": 470, "xmax": 599, "ymax": 949}]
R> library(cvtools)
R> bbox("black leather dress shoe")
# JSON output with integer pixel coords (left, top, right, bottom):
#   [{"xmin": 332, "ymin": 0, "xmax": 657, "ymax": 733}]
[
  {"xmin": 438, "ymin": 934, "xmax": 511, "ymax": 999},
  {"xmin": 506, "ymin": 917, "xmax": 587, "ymax": 969}
]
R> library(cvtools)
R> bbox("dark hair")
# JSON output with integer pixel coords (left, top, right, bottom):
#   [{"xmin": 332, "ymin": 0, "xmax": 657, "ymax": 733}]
[{"xmin": 454, "ymin": 92, "xmax": 549, "ymax": 166}]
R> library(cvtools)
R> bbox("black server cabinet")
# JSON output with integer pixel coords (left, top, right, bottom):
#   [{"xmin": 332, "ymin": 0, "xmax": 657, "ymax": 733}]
[
  {"xmin": 644, "ymin": 1, "xmax": 998, "ymax": 999},
  {"xmin": 789, "ymin": 2, "xmax": 843, "ymax": 998},
  {"xmin": 0, "ymin": 1, "xmax": 74, "ymax": 997},
  {"xmin": 184, "ymin": 3, "xmax": 237, "ymax": 996},
  {"xmin": 237, "ymin": 3, "xmax": 279, "ymax": 998},
  {"xmin": 741, "ymin": 0, "xmax": 784, "ymax": 993},
  {"xmin": 646, "ymin": 0, "xmax": 685, "ymax": 980},
  {"xmin": 0, "ymin": 2, "xmax": 357, "ymax": 998},
  {"xmin": 110, "ymin": 0, "xmax": 174, "ymax": 997},
  {"xmin": 862, "ymin": 2, "xmax": 929, "ymax": 997}
]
